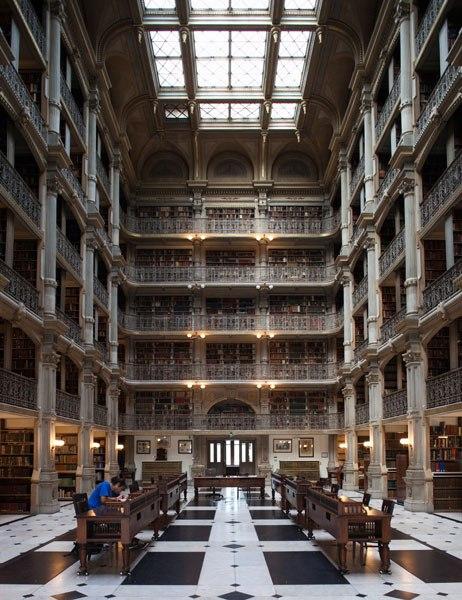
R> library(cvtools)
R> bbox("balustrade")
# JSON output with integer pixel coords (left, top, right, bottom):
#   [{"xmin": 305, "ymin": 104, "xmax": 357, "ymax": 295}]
[
  {"xmin": 96, "ymin": 156, "xmax": 111, "ymax": 197},
  {"xmin": 376, "ymin": 168, "xmax": 400, "ymax": 209},
  {"xmin": 422, "ymin": 258, "xmax": 462, "ymax": 313},
  {"xmin": 383, "ymin": 389, "xmax": 407, "ymax": 419},
  {"xmin": 380, "ymin": 307, "xmax": 406, "ymax": 343},
  {"xmin": 349, "ymin": 156, "xmax": 365, "ymax": 197},
  {"xmin": 0, "ymin": 367, "xmax": 37, "ymax": 410},
  {"xmin": 266, "ymin": 362, "xmax": 337, "ymax": 381},
  {"xmin": 56, "ymin": 228, "xmax": 82, "ymax": 277},
  {"xmin": 120, "ymin": 313, "xmax": 193, "ymax": 332},
  {"xmin": 60, "ymin": 168, "xmax": 86, "ymax": 210},
  {"xmin": 94, "ymin": 278, "xmax": 109, "ymax": 307},
  {"xmin": 93, "ymin": 403, "xmax": 108, "ymax": 426},
  {"xmin": 415, "ymin": 0, "xmax": 445, "ymax": 58},
  {"xmin": 123, "ymin": 363, "xmax": 195, "ymax": 381},
  {"xmin": 0, "ymin": 150, "xmax": 41, "ymax": 227},
  {"xmin": 421, "ymin": 153, "xmax": 462, "ymax": 228},
  {"xmin": 56, "ymin": 308, "xmax": 83, "ymax": 345},
  {"xmin": 60, "ymin": 75, "xmax": 86, "ymax": 141},
  {"xmin": 94, "ymin": 340, "xmax": 108, "ymax": 362},
  {"xmin": 352, "ymin": 275, "xmax": 368, "ymax": 308},
  {"xmin": 354, "ymin": 338, "xmax": 369, "ymax": 362},
  {"xmin": 268, "ymin": 312, "xmax": 340, "ymax": 331},
  {"xmin": 204, "ymin": 363, "xmax": 258, "ymax": 381},
  {"xmin": 18, "ymin": 0, "xmax": 47, "ymax": 56},
  {"xmin": 355, "ymin": 403, "xmax": 369, "ymax": 425},
  {"xmin": 56, "ymin": 389, "xmax": 80, "ymax": 420},
  {"xmin": 205, "ymin": 314, "xmax": 261, "ymax": 331},
  {"xmin": 375, "ymin": 76, "xmax": 400, "ymax": 142},
  {"xmin": 426, "ymin": 367, "xmax": 462, "ymax": 409},
  {"xmin": 379, "ymin": 228, "xmax": 405, "ymax": 277},
  {"xmin": 0, "ymin": 258, "xmax": 40, "ymax": 314}
]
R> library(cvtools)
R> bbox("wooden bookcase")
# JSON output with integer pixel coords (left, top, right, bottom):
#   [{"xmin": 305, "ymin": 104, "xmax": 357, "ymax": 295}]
[
  {"xmin": 135, "ymin": 206, "xmax": 192, "ymax": 219},
  {"xmin": 133, "ymin": 295, "xmax": 191, "ymax": 315},
  {"xmin": 206, "ymin": 207, "xmax": 254, "ymax": 220},
  {"xmin": 268, "ymin": 295, "xmax": 327, "ymax": 314},
  {"xmin": 135, "ymin": 390, "xmax": 192, "ymax": 415},
  {"xmin": 268, "ymin": 340, "xmax": 327, "ymax": 364},
  {"xmin": 358, "ymin": 435, "xmax": 370, "ymax": 491},
  {"xmin": 427, "ymin": 327, "xmax": 450, "ymax": 378},
  {"xmin": 135, "ymin": 248, "xmax": 192, "ymax": 267},
  {"xmin": 205, "ymin": 250, "xmax": 256, "ymax": 266},
  {"xmin": 268, "ymin": 206, "xmax": 323, "ymax": 220},
  {"xmin": 206, "ymin": 343, "xmax": 255, "ymax": 364},
  {"xmin": 0, "ymin": 428, "xmax": 34, "ymax": 513},
  {"xmin": 381, "ymin": 286, "xmax": 396, "ymax": 321},
  {"xmin": 64, "ymin": 287, "xmax": 80, "ymax": 322},
  {"xmin": 268, "ymin": 248, "xmax": 325, "ymax": 266},
  {"xmin": 13, "ymin": 239, "xmax": 37, "ymax": 286},
  {"xmin": 424, "ymin": 239, "xmax": 446, "ymax": 283},
  {"xmin": 433, "ymin": 473, "xmax": 462, "ymax": 511},
  {"xmin": 134, "ymin": 341, "xmax": 192, "ymax": 365},
  {"xmin": 93, "ymin": 437, "xmax": 106, "ymax": 484},
  {"xmin": 430, "ymin": 420, "xmax": 462, "ymax": 472},
  {"xmin": 385, "ymin": 432, "xmax": 408, "ymax": 502},
  {"xmin": 55, "ymin": 432, "xmax": 78, "ymax": 499},
  {"xmin": 269, "ymin": 390, "xmax": 328, "ymax": 415},
  {"xmin": 11, "ymin": 327, "xmax": 36, "ymax": 379},
  {"xmin": 206, "ymin": 297, "xmax": 255, "ymax": 314}
]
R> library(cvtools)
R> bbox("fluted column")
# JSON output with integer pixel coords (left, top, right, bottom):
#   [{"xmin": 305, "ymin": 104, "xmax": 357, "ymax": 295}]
[
  {"xmin": 83, "ymin": 233, "xmax": 96, "ymax": 345},
  {"xmin": 111, "ymin": 149, "xmax": 121, "ymax": 250},
  {"xmin": 342, "ymin": 380, "xmax": 359, "ymax": 490},
  {"xmin": 104, "ymin": 378, "xmax": 120, "ymax": 480},
  {"xmin": 404, "ymin": 341, "xmax": 433, "ymax": 511},
  {"xmin": 43, "ymin": 173, "xmax": 60, "ymax": 316},
  {"xmin": 76, "ymin": 358, "xmax": 95, "ymax": 494},
  {"xmin": 365, "ymin": 233, "xmax": 379, "ymax": 344},
  {"xmin": 366, "ymin": 366, "xmax": 387, "ymax": 498},
  {"xmin": 342, "ymin": 269, "xmax": 353, "ymax": 364},
  {"xmin": 31, "ymin": 343, "xmax": 59, "ymax": 513},
  {"xmin": 339, "ymin": 149, "xmax": 350, "ymax": 253},
  {"xmin": 109, "ymin": 271, "xmax": 119, "ymax": 366},
  {"xmin": 48, "ymin": 1, "xmax": 63, "ymax": 138},
  {"xmin": 361, "ymin": 85, "xmax": 374, "ymax": 211},
  {"xmin": 401, "ymin": 177, "xmax": 419, "ymax": 315},
  {"xmin": 397, "ymin": 0, "xmax": 413, "ymax": 144},
  {"xmin": 87, "ymin": 87, "xmax": 99, "ymax": 209}
]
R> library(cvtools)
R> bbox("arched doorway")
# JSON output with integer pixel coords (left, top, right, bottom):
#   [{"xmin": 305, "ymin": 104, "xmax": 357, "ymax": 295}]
[{"xmin": 207, "ymin": 399, "xmax": 255, "ymax": 415}]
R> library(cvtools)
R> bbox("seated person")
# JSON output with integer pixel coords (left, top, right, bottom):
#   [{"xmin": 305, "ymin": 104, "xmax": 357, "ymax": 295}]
[{"xmin": 88, "ymin": 476, "xmax": 126, "ymax": 509}]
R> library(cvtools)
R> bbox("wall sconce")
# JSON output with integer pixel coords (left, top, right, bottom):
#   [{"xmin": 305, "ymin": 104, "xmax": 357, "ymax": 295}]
[
  {"xmin": 116, "ymin": 443, "xmax": 124, "ymax": 451},
  {"xmin": 187, "ymin": 234, "xmax": 206, "ymax": 241},
  {"xmin": 400, "ymin": 437, "xmax": 412, "ymax": 448},
  {"xmin": 52, "ymin": 438, "xmax": 65, "ymax": 448},
  {"xmin": 187, "ymin": 332, "xmax": 206, "ymax": 339},
  {"xmin": 91, "ymin": 442, "xmax": 101, "ymax": 449},
  {"xmin": 187, "ymin": 381, "xmax": 206, "ymax": 390},
  {"xmin": 339, "ymin": 442, "xmax": 347, "ymax": 449},
  {"xmin": 256, "ymin": 382, "xmax": 276, "ymax": 390},
  {"xmin": 362, "ymin": 440, "xmax": 373, "ymax": 448},
  {"xmin": 256, "ymin": 283, "xmax": 273, "ymax": 290},
  {"xmin": 256, "ymin": 331, "xmax": 274, "ymax": 339},
  {"xmin": 255, "ymin": 234, "xmax": 274, "ymax": 242}
]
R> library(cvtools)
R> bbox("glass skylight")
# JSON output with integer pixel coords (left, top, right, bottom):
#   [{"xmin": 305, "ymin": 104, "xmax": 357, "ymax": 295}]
[
  {"xmin": 271, "ymin": 103, "xmax": 298, "ymax": 120},
  {"xmin": 200, "ymin": 103, "xmax": 260, "ymax": 120},
  {"xmin": 274, "ymin": 30, "xmax": 311, "ymax": 88},
  {"xmin": 195, "ymin": 30, "xmax": 266, "ymax": 88},
  {"xmin": 164, "ymin": 104, "xmax": 189, "ymax": 119},
  {"xmin": 191, "ymin": 0, "xmax": 268, "ymax": 10},
  {"xmin": 150, "ymin": 31, "xmax": 185, "ymax": 87},
  {"xmin": 144, "ymin": 0, "xmax": 176, "ymax": 9},
  {"xmin": 284, "ymin": 0, "xmax": 316, "ymax": 9}
]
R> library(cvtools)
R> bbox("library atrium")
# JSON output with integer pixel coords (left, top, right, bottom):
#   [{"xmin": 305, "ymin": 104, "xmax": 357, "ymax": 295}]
[{"xmin": 0, "ymin": 0, "xmax": 462, "ymax": 598}]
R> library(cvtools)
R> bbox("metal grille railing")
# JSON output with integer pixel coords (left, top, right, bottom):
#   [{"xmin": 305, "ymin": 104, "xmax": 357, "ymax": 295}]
[
  {"xmin": 355, "ymin": 403, "xmax": 369, "ymax": 425},
  {"xmin": 383, "ymin": 389, "xmax": 407, "ymax": 419},
  {"xmin": 56, "ymin": 228, "xmax": 82, "ymax": 277},
  {"xmin": 380, "ymin": 307, "xmax": 406, "ymax": 343},
  {"xmin": 349, "ymin": 156, "xmax": 365, "ymax": 196},
  {"xmin": 0, "ymin": 150, "xmax": 41, "ymax": 227},
  {"xmin": 0, "ymin": 259, "xmax": 40, "ymax": 314},
  {"xmin": 426, "ymin": 367, "xmax": 462, "ymax": 409},
  {"xmin": 376, "ymin": 167, "xmax": 400, "ymax": 209},
  {"xmin": 56, "ymin": 308, "xmax": 83, "ymax": 346},
  {"xmin": 353, "ymin": 275, "xmax": 368, "ymax": 308},
  {"xmin": 421, "ymin": 152, "xmax": 462, "ymax": 228},
  {"xmin": 0, "ymin": 367, "xmax": 37, "ymax": 410},
  {"xmin": 93, "ymin": 404, "xmax": 108, "ymax": 426},
  {"xmin": 415, "ymin": 0, "xmax": 445, "ymax": 57},
  {"xmin": 375, "ymin": 75, "xmax": 400, "ymax": 141},
  {"xmin": 18, "ymin": 0, "xmax": 47, "ymax": 56},
  {"xmin": 422, "ymin": 259, "xmax": 462, "ymax": 313},
  {"xmin": 60, "ymin": 168, "xmax": 86, "ymax": 209},
  {"xmin": 379, "ymin": 228, "xmax": 405, "ymax": 277},
  {"xmin": 94, "ymin": 278, "xmax": 109, "ymax": 307},
  {"xmin": 60, "ymin": 74, "xmax": 86, "ymax": 141},
  {"xmin": 56, "ymin": 389, "xmax": 80, "ymax": 420},
  {"xmin": 96, "ymin": 156, "xmax": 111, "ymax": 196}
]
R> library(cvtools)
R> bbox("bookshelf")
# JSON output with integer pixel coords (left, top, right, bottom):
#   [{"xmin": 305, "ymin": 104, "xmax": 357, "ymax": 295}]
[
  {"xmin": 206, "ymin": 250, "xmax": 255, "ymax": 266},
  {"xmin": 206, "ymin": 343, "xmax": 255, "ymax": 364},
  {"xmin": 268, "ymin": 206, "xmax": 323, "ymax": 220},
  {"xmin": 268, "ymin": 295, "xmax": 327, "ymax": 314},
  {"xmin": 385, "ymin": 432, "xmax": 408, "ymax": 502},
  {"xmin": 268, "ymin": 340, "xmax": 327, "ymax": 364},
  {"xmin": 424, "ymin": 239, "xmax": 446, "ymax": 283},
  {"xmin": 133, "ymin": 295, "xmax": 191, "ymax": 315},
  {"xmin": 269, "ymin": 390, "xmax": 328, "ymax": 415},
  {"xmin": 134, "ymin": 341, "xmax": 192, "ymax": 365},
  {"xmin": 0, "ymin": 428, "xmax": 34, "ymax": 513},
  {"xmin": 18, "ymin": 70, "xmax": 42, "ymax": 106},
  {"xmin": 358, "ymin": 435, "xmax": 370, "ymax": 491},
  {"xmin": 93, "ymin": 437, "xmax": 106, "ymax": 484},
  {"xmin": 430, "ymin": 420, "xmax": 462, "ymax": 472},
  {"xmin": 454, "ymin": 209, "xmax": 462, "ymax": 263},
  {"xmin": 135, "ymin": 206, "xmax": 192, "ymax": 219},
  {"xmin": 135, "ymin": 390, "xmax": 192, "ymax": 415},
  {"xmin": 381, "ymin": 286, "xmax": 396, "ymax": 321},
  {"xmin": 206, "ymin": 207, "xmax": 254, "ymax": 220},
  {"xmin": 135, "ymin": 248, "xmax": 192, "ymax": 267},
  {"xmin": 11, "ymin": 327, "xmax": 36, "ymax": 379},
  {"xmin": 13, "ymin": 240, "xmax": 37, "ymax": 286},
  {"xmin": 64, "ymin": 287, "xmax": 80, "ymax": 322},
  {"xmin": 268, "ymin": 249, "xmax": 325, "ymax": 266},
  {"xmin": 55, "ymin": 432, "xmax": 78, "ymax": 499},
  {"xmin": 0, "ymin": 208, "xmax": 6, "ymax": 260},
  {"xmin": 427, "ymin": 327, "xmax": 450, "ymax": 378},
  {"xmin": 206, "ymin": 297, "xmax": 255, "ymax": 315},
  {"xmin": 97, "ymin": 315, "xmax": 108, "ymax": 342}
]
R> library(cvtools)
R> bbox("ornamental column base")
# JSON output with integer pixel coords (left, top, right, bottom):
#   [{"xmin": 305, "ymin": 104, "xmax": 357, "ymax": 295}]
[
  {"xmin": 30, "ymin": 469, "xmax": 59, "ymax": 514},
  {"xmin": 343, "ymin": 466, "xmax": 359, "ymax": 491},
  {"xmin": 404, "ymin": 468, "xmax": 434, "ymax": 512},
  {"xmin": 76, "ymin": 466, "xmax": 95, "ymax": 495},
  {"xmin": 367, "ymin": 463, "xmax": 388, "ymax": 499}
]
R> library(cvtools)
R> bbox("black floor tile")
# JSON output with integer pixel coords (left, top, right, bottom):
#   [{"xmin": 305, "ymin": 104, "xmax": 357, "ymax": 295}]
[
  {"xmin": 249, "ymin": 510, "xmax": 288, "ymax": 520},
  {"xmin": 391, "ymin": 549, "xmax": 462, "ymax": 583},
  {"xmin": 54, "ymin": 528, "xmax": 77, "ymax": 541},
  {"xmin": 255, "ymin": 525, "xmax": 307, "ymax": 541},
  {"xmin": 384, "ymin": 591, "xmax": 419, "ymax": 600},
  {"xmin": 52, "ymin": 592, "xmax": 87, "ymax": 600},
  {"xmin": 177, "ymin": 510, "xmax": 216, "ymax": 520},
  {"xmin": 0, "ymin": 551, "xmax": 78, "ymax": 584},
  {"xmin": 391, "ymin": 529, "xmax": 413, "ymax": 540},
  {"xmin": 264, "ymin": 551, "xmax": 348, "ymax": 585},
  {"xmin": 245, "ymin": 499, "xmax": 277, "ymax": 507},
  {"xmin": 219, "ymin": 593, "xmax": 253, "ymax": 600},
  {"xmin": 122, "ymin": 552, "xmax": 205, "ymax": 585},
  {"xmin": 160, "ymin": 525, "xmax": 211, "ymax": 541},
  {"xmin": 187, "ymin": 498, "xmax": 221, "ymax": 507}
]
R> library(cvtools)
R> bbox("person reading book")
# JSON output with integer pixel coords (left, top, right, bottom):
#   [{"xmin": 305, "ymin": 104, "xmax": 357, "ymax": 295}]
[{"xmin": 88, "ymin": 476, "xmax": 126, "ymax": 509}]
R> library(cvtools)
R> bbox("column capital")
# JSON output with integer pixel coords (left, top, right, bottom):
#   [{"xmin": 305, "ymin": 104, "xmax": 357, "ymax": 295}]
[
  {"xmin": 42, "ymin": 350, "xmax": 61, "ymax": 368},
  {"xmin": 366, "ymin": 369, "xmax": 380, "ymax": 385},
  {"xmin": 341, "ymin": 268, "xmax": 353, "ymax": 286},
  {"xmin": 85, "ymin": 232, "xmax": 98, "ymax": 250},
  {"xmin": 342, "ymin": 383, "xmax": 355, "ymax": 398},
  {"xmin": 338, "ymin": 149, "xmax": 348, "ymax": 170},
  {"xmin": 88, "ymin": 88, "xmax": 100, "ymax": 113},
  {"xmin": 403, "ymin": 348, "xmax": 422, "ymax": 366},
  {"xmin": 395, "ymin": 0, "xmax": 411, "ymax": 24},
  {"xmin": 47, "ymin": 171, "xmax": 63, "ymax": 196},
  {"xmin": 50, "ymin": 0, "xmax": 66, "ymax": 20},
  {"xmin": 360, "ymin": 84, "xmax": 372, "ymax": 113},
  {"xmin": 364, "ymin": 234, "xmax": 377, "ymax": 251},
  {"xmin": 111, "ymin": 148, "xmax": 122, "ymax": 171},
  {"xmin": 398, "ymin": 177, "xmax": 415, "ymax": 196}
]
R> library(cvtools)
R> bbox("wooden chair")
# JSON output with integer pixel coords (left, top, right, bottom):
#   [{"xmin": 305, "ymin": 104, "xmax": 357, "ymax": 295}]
[
  {"xmin": 355, "ymin": 499, "xmax": 395, "ymax": 567},
  {"xmin": 362, "ymin": 492, "xmax": 371, "ymax": 507},
  {"xmin": 331, "ymin": 483, "xmax": 340, "ymax": 495},
  {"xmin": 205, "ymin": 468, "xmax": 223, "ymax": 499}
]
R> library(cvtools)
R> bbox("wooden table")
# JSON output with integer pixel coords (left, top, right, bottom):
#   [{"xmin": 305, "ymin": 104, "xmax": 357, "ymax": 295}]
[
  {"xmin": 270, "ymin": 472, "xmax": 285, "ymax": 507},
  {"xmin": 76, "ymin": 488, "xmax": 161, "ymax": 575},
  {"xmin": 305, "ymin": 488, "xmax": 392, "ymax": 574},
  {"xmin": 194, "ymin": 475, "xmax": 266, "ymax": 499}
]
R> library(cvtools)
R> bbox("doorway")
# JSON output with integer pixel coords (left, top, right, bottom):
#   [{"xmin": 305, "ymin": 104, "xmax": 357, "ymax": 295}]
[{"xmin": 207, "ymin": 438, "xmax": 255, "ymax": 475}]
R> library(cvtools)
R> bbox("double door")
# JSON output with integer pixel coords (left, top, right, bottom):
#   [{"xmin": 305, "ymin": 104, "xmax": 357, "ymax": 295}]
[{"xmin": 207, "ymin": 439, "xmax": 255, "ymax": 475}]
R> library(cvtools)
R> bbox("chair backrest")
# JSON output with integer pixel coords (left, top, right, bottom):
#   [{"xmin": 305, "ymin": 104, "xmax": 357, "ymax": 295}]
[
  {"xmin": 72, "ymin": 493, "xmax": 89, "ymax": 516},
  {"xmin": 362, "ymin": 492, "xmax": 371, "ymax": 507},
  {"xmin": 331, "ymin": 483, "xmax": 340, "ymax": 495},
  {"xmin": 381, "ymin": 499, "xmax": 395, "ymax": 515},
  {"xmin": 129, "ymin": 481, "xmax": 140, "ymax": 493}
]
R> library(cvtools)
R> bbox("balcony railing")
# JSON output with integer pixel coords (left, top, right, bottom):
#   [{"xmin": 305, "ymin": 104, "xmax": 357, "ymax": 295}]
[
  {"xmin": 375, "ymin": 75, "xmax": 400, "ymax": 142},
  {"xmin": 94, "ymin": 340, "xmax": 108, "ymax": 362},
  {"xmin": 267, "ymin": 214, "xmax": 340, "ymax": 235},
  {"xmin": 379, "ymin": 228, "xmax": 405, "ymax": 278},
  {"xmin": 0, "ymin": 367, "xmax": 37, "ymax": 410},
  {"xmin": 380, "ymin": 307, "xmax": 406, "ymax": 343},
  {"xmin": 421, "ymin": 153, "xmax": 462, "ymax": 228},
  {"xmin": 56, "ymin": 308, "xmax": 83, "ymax": 346},
  {"xmin": 0, "ymin": 259, "xmax": 40, "ymax": 314},
  {"xmin": 268, "ymin": 312, "xmax": 341, "ymax": 332},
  {"xmin": 355, "ymin": 403, "xmax": 369, "ymax": 425},
  {"xmin": 415, "ymin": 0, "xmax": 445, "ymax": 58},
  {"xmin": 124, "ymin": 265, "xmax": 337, "ymax": 285},
  {"xmin": 422, "ymin": 258, "xmax": 462, "ymax": 313},
  {"xmin": 353, "ymin": 275, "xmax": 368, "ymax": 308},
  {"xmin": 98, "ymin": 227, "xmax": 112, "ymax": 248},
  {"xmin": 60, "ymin": 74, "xmax": 86, "ymax": 141},
  {"xmin": 123, "ymin": 363, "xmax": 195, "ymax": 381},
  {"xmin": 266, "ymin": 363, "xmax": 337, "ymax": 380},
  {"xmin": 383, "ymin": 389, "xmax": 407, "ymax": 419},
  {"xmin": 415, "ymin": 66, "xmax": 462, "ymax": 145},
  {"xmin": 204, "ymin": 364, "xmax": 258, "ymax": 381},
  {"xmin": 376, "ymin": 167, "xmax": 400, "ymax": 209},
  {"xmin": 0, "ymin": 150, "xmax": 41, "ymax": 227},
  {"xmin": 56, "ymin": 229, "xmax": 82, "ymax": 278},
  {"xmin": 56, "ymin": 389, "xmax": 80, "ymax": 420},
  {"xmin": 93, "ymin": 403, "xmax": 108, "ymax": 426},
  {"xmin": 96, "ymin": 156, "xmax": 111, "ymax": 197},
  {"xmin": 426, "ymin": 367, "xmax": 462, "ymax": 409},
  {"xmin": 118, "ymin": 412, "xmax": 345, "ymax": 431},
  {"xmin": 0, "ymin": 65, "xmax": 47, "ymax": 143},
  {"xmin": 94, "ymin": 278, "xmax": 108, "ymax": 307},
  {"xmin": 354, "ymin": 338, "xmax": 369, "ymax": 362},
  {"xmin": 205, "ymin": 314, "xmax": 260, "ymax": 331},
  {"xmin": 18, "ymin": 0, "xmax": 47, "ymax": 56},
  {"xmin": 60, "ymin": 168, "xmax": 86, "ymax": 209},
  {"xmin": 119, "ymin": 312, "xmax": 194, "ymax": 332},
  {"xmin": 350, "ymin": 156, "xmax": 365, "ymax": 196}
]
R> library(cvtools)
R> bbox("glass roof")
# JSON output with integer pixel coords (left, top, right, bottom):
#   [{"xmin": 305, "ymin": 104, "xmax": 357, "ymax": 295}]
[
  {"xmin": 271, "ymin": 103, "xmax": 298, "ymax": 120},
  {"xmin": 164, "ymin": 104, "xmax": 189, "ymax": 119},
  {"xmin": 284, "ymin": 0, "xmax": 316, "ymax": 9},
  {"xmin": 150, "ymin": 31, "xmax": 185, "ymax": 87},
  {"xmin": 191, "ymin": 0, "xmax": 269, "ymax": 10},
  {"xmin": 275, "ymin": 30, "xmax": 311, "ymax": 88},
  {"xmin": 200, "ymin": 103, "xmax": 260, "ymax": 120},
  {"xmin": 144, "ymin": 0, "xmax": 176, "ymax": 9}
]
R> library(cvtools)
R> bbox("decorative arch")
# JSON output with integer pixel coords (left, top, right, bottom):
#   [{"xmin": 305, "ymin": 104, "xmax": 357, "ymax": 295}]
[
  {"xmin": 141, "ymin": 151, "xmax": 189, "ymax": 182},
  {"xmin": 95, "ymin": 18, "xmax": 135, "ymax": 66},
  {"xmin": 271, "ymin": 151, "xmax": 318, "ymax": 182},
  {"xmin": 207, "ymin": 399, "xmax": 256, "ymax": 414},
  {"xmin": 207, "ymin": 151, "xmax": 254, "ymax": 182}
]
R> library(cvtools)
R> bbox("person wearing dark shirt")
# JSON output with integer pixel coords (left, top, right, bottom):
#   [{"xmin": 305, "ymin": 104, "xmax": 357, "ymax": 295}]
[{"xmin": 88, "ymin": 476, "xmax": 126, "ymax": 509}]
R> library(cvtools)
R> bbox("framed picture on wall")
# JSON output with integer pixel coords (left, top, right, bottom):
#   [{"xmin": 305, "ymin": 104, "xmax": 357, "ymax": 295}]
[
  {"xmin": 299, "ymin": 438, "xmax": 314, "ymax": 458},
  {"xmin": 178, "ymin": 439, "xmax": 192, "ymax": 454},
  {"xmin": 273, "ymin": 439, "xmax": 292, "ymax": 453},
  {"xmin": 136, "ymin": 440, "xmax": 151, "ymax": 454}
]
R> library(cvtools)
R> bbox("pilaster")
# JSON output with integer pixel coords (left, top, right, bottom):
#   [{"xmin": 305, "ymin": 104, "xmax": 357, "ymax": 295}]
[
  {"xmin": 366, "ymin": 367, "xmax": 387, "ymax": 498},
  {"xmin": 339, "ymin": 149, "xmax": 350, "ymax": 253},
  {"xmin": 342, "ymin": 380, "xmax": 359, "ymax": 490},
  {"xmin": 43, "ymin": 172, "xmax": 60, "ymax": 317},
  {"xmin": 365, "ymin": 233, "xmax": 379, "ymax": 344},
  {"xmin": 48, "ymin": 1, "xmax": 64, "ymax": 139},
  {"xmin": 342, "ymin": 269, "xmax": 353, "ymax": 364},
  {"xmin": 84, "ymin": 233, "xmax": 97, "ymax": 345},
  {"xmin": 401, "ymin": 176, "xmax": 419, "ymax": 315},
  {"xmin": 76, "ymin": 359, "xmax": 96, "ymax": 494},
  {"xmin": 361, "ymin": 85, "xmax": 374, "ymax": 211},
  {"xmin": 396, "ymin": 0, "xmax": 413, "ymax": 143}
]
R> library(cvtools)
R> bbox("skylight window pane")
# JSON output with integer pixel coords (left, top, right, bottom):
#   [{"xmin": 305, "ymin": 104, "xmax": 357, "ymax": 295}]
[
  {"xmin": 191, "ymin": 0, "xmax": 229, "ymax": 9},
  {"xmin": 200, "ymin": 103, "xmax": 229, "ymax": 119},
  {"xmin": 197, "ymin": 59, "xmax": 229, "ymax": 87},
  {"xmin": 230, "ymin": 103, "xmax": 260, "ymax": 120},
  {"xmin": 155, "ymin": 59, "xmax": 184, "ymax": 86},
  {"xmin": 285, "ymin": 0, "xmax": 316, "ymax": 8},
  {"xmin": 164, "ymin": 104, "xmax": 189, "ymax": 119},
  {"xmin": 271, "ymin": 103, "xmax": 297, "ymax": 120},
  {"xmin": 278, "ymin": 31, "xmax": 311, "ymax": 57},
  {"xmin": 232, "ymin": 0, "xmax": 269, "ymax": 10},
  {"xmin": 231, "ymin": 31, "xmax": 266, "ymax": 57},
  {"xmin": 150, "ymin": 31, "xmax": 181, "ymax": 57},
  {"xmin": 194, "ymin": 31, "xmax": 229, "ymax": 57},
  {"xmin": 275, "ymin": 58, "xmax": 304, "ymax": 87},
  {"xmin": 144, "ymin": 0, "xmax": 176, "ymax": 9},
  {"xmin": 231, "ymin": 58, "xmax": 263, "ymax": 86}
]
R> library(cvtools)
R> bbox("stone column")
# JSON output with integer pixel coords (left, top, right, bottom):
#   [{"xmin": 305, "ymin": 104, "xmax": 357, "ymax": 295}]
[
  {"xmin": 260, "ymin": 130, "xmax": 268, "ymax": 180},
  {"xmin": 361, "ymin": 86, "xmax": 374, "ymax": 211},
  {"xmin": 192, "ymin": 435, "xmax": 206, "ymax": 477},
  {"xmin": 342, "ymin": 269, "xmax": 353, "ymax": 364},
  {"xmin": 109, "ymin": 271, "xmax": 119, "ymax": 366},
  {"xmin": 43, "ymin": 173, "xmax": 60, "ymax": 317},
  {"xmin": 76, "ymin": 359, "xmax": 95, "ymax": 494},
  {"xmin": 31, "ymin": 342, "xmax": 60, "ymax": 513},
  {"xmin": 104, "ymin": 378, "xmax": 120, "ymax": 479},
  {"xmin": 402, "ymin": 176, "xmax": 419, "ymax": 315},
  {"xmin": 366, "ymin": 366, "xmax": 388, "ymax": 498},
  {"xmin": 342, "ymin": 380, "xmax": 359, "ymax": 490},
  {"xmin": 404, "ymin": 341, "xmax": 433, "ymax": 511},
  {"xmin": 327, "ymin": 434, "xmax": 338, "ymax": 473},
  {"xmin": 257, "ymin": 434, "xmax": 271, "ymax": 481},
  {"xmin": 48, "ymin": 1, "xmax": 63, "ymax": 138},
  {"xmin": 87, "ymin": 87, "xmax": 99, "ymax": 211},
  {"xmin": 83, "ymin": 233, "xmax": 96, "ymax": 345},
  {"xmin": 111, "ymin": 150, "xmax": 121, "ymax": 251},
  {"xmin": 124, "ymin": 435, "xmax": 136, "ymax": 477},
  {"xmin": 365, "ymin": 233, "xmax": 379, "ymax": 344},
  {"xmin": 339, "ymin": 149, "xmax": 350, "ymax": 253},
  {"xmin": 397, "ymin": 0, "xmax": 413, "ymax": 144}
]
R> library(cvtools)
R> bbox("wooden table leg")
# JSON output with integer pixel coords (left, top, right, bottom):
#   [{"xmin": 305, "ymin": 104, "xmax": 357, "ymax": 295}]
[
  {"xmin": 271, "ymin": 488, "xmax": 275, "ymax": 501},
  {"xmin": 379, "ymin": 542, "xmax": 391, "ymax": 574},
  {"xmin": 183, "ymin": 488, "xmax": 187, "ymax": 501},
  {"xmin": 194, "ymin": 486, "xmax": 198, "ymax": 499},
  {"xmin": 120, "ymin": 544, "xmax": 131, "ymax": 576},
  {"xmin": 260, "ymin": 485, "xmax": 265, "ymax": 499},
  {"xmin": 337, "ymin": 543, "xmax": 348, "ymax": 574},
  {"xmin": 77, "ymin": 543, "xmax": 88, "ymax": 576},
  {"xmin": 175, "ymin": 498, "xmax": 180, "ymax": 514}
]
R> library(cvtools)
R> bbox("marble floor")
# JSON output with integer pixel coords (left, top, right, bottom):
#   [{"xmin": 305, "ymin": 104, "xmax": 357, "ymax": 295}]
[{"xmin": 0, "ymin": 488, "xmax": 462, "ymax": 600}]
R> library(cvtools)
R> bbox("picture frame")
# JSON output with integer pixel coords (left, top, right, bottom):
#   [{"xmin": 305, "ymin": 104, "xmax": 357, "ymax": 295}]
[
  {"xmin": 299, "ymin": 438, "xmax": 314, "ymax": 458},
  {"xmin": 136, "ymin": 440, "xmax": 151, "ymax": 454},
  {"xmin": 273, "ymin": 439, "xmax": 292, "ymax": 453},
  {"xmin": 178, "ymin": 439, "xmax": 192, "ymax": 454}
]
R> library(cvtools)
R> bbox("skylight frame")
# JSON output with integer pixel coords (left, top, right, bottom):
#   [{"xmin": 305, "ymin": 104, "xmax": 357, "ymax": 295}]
[
  {"xmin": 144, "ymin": 0, "xmax": 176, "ymax": 10},
  {"xmin": 274, "ymin": 30, "xmax": 312, "ymax": 89},
  {"xmin": 191, "ymin": 0, "xmax": 269, "ymax": 11},
  {"xmin": 150, "ymin": 30, "xmax": 186, "ymax": 88},
  {"xmin": 199, "ymin": 102, "xmax": 261, "ymax": 122}
]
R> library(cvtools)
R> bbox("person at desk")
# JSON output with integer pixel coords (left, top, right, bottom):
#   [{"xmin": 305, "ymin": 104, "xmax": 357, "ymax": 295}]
[{"xmin": 88, "ymin": 476, "xmax": 126, "ymax": 509}]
